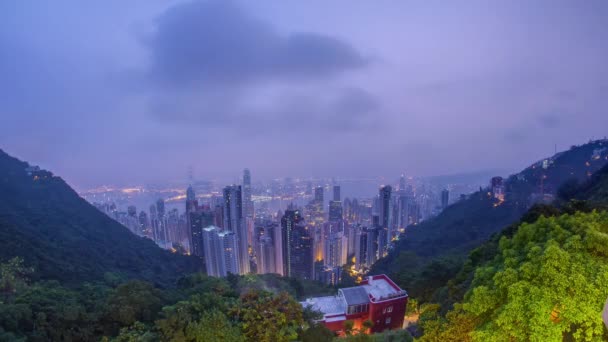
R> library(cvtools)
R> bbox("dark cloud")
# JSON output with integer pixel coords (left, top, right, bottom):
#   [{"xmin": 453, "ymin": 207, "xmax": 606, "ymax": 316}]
[
  {"xmin": 149, "ymin": 86, "xmax": 381, "ymax": 137},
  {"xmin": 147, "ymin": 1, "xmax": 367, "ymax": 86},
  {"xmin": 537, "ymin": 113, "xmax": 563, "ymax": 128}
]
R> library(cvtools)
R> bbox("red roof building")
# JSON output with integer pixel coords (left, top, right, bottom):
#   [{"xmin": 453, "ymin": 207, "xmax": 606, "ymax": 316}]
[{"xmin": 301, "ymin": 274, "xmax": 408, "ymax": 334}]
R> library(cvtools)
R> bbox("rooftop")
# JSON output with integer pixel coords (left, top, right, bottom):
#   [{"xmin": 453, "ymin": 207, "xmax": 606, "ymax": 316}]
[
  {"xmin": 340, "ymin": 286, "xmax": 370, "ymax": 306},
  {"xmin": 363, "ymin": 276, "xmax": 402, "ymax": 300},
  {"xmin": 301, "ymin": 295, "xmax": 345, "ymax": 316}
]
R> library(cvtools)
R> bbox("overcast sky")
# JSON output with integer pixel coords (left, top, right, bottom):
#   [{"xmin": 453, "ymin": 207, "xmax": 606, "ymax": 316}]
[{"xmin": 1, "ymin": 0, "xmax": 607, "ymax": 189}]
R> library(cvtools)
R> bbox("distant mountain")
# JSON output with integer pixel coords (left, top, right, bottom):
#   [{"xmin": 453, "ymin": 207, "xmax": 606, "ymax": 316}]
[
  {"xmin": 371, "ymin": 139, "xmax": 608, "ymax": 298},
  {"xmin": 0, "ymin": 149, "xmax": 201, "ymax": 286}
]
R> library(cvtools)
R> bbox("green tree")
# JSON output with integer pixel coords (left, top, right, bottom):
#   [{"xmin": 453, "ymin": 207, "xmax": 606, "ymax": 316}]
[
  {"xmin": 104, "ymin": 281, "xmax": 163, "ymax": 330},
  {"xmin": 422, "ymin": 212, "xmax": 608, "ymax": 341},
  {"xmin": 230, "ymin": 290, "xmax": 304, "ymax": 342},
  {"xmin": 185, "ymin": 310, "xmax": 244, "ymax": 342},
  {"xmin": 0, "ymin": 257, "xmax": 32, "ymax": 303},
  {"xmin": 111, "ymin": 322, "xmax": 157, "ymax": 342}
]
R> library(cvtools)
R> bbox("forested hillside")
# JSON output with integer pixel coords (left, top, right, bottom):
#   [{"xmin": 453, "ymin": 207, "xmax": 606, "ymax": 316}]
[{"xmin": 0, "ymin": 149, "xmax": 201, "ymax": 286}]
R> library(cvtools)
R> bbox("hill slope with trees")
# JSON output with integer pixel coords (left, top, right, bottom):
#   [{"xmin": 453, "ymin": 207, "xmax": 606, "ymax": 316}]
[{"xmin": 0, "ymin": 149, "xmax": 201, "ymax": 286}]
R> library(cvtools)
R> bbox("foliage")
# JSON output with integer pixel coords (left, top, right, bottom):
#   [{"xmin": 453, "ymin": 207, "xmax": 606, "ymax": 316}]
[
  {"xmin": 230, "ymin": 290, "xmax": 304, "ymax": 342},
  {"xmin": 0, "ymin": 257, "xmax": 32, "ymax": 303},
  {"xmin": 421, "ymin": 212, "xmax": 608, "ymax": 341}
]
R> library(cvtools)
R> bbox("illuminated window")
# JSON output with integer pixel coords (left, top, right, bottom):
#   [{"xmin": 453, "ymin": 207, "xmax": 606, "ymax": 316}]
[
  {"xmin": 387, "ymin": 306, "xmax": 393, "ymax": 313},
  {"xmin": 385, "ymin": 317, "xmax": 391, "ymax": 325}
]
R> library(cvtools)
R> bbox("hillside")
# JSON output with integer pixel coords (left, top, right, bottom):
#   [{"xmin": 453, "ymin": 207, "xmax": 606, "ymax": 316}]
[
  {"xmin": 371, "ymin": 139, "xmax": 608, "ymax": 300},
  {"xmin": 0, "ymin": 149, "xmax": 201, "ymax": 286}
]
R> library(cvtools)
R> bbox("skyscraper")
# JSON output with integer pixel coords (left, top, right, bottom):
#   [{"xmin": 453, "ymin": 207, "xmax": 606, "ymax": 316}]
[
  {"xmin": 379, "ymin": 185, "xmax": 392, "ymax": 249},
  {"xmin": 202, "ymin": 226, "xmax": 240, "ymax": 277},
  {"xmin": 333, "ymin": 185, "xmax": 341, "ymax": 201},
  {"xmin": 314, "ymin": 186, "xmax": 324, "ymax": 210},
  {"xmin": 281, "ymin": 209, "xmax": 313, "ymax": 279},
  {"xmin": 328, "ymin": 200, "xmax": 343, "ymax": 222},
  {"xmin": 441, "ymin": 189, "xmax": 449, "ymax": 210},
  {"xmin": 223, "ymin": 185, "xmax": 250, "ymax": 274},
  {"xmin": 243, "ymin": 169, "xmax": 254, "ymax": 219},
  {"xmin": 190, "ymin": 208, "xmax": 214, "ymax": 258}
]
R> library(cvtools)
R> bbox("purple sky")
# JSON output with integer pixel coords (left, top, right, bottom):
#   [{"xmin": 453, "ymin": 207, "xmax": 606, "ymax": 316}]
[{"xmin": 1, "ymin": 0, "xmax": 607, "ymax": 189}]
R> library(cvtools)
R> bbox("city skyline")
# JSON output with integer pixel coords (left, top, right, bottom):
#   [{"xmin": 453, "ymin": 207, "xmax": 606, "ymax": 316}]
[{"xmin": 2, "ymin": 0, "xmax": 608, "ymax": 189}]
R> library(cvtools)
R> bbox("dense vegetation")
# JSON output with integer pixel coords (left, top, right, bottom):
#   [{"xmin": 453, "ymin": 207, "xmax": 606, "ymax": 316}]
[
  {"xmin": 0, "ymin": 262, "xmax": 416, "ymax": 341},
  {"xmin": 418, "ymin": 211, "xmax": 608, "ymax": 341},
  {"xmin": 0, "ymin": 149, "xmax": 201, "ymax": 286},
  {"xmin": 0, "ymin": 261, "xmax": 333, "ymax": 341}
]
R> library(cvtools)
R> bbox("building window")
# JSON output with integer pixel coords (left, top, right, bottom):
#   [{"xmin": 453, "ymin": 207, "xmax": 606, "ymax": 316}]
[
  {"xmin": 387, "ymin": 305, "xmax": 393, "ymax": 313},
  {"xmin": 385, "ymin": 317, "xmax": 391, "ymax": 325}
]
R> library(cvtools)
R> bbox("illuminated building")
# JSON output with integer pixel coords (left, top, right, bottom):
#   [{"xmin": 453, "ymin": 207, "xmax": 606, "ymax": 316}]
[
  {"xmin": 281, "ymin": 209, "xmax": 313, "ymax": 279},
  {"xmin": 189, "ymin": 207, "xmax": 214, "ymax": 258},
  {"xmin": 314, "ymin": 186, "xmax": 324, "ymax": 211},
  {"xmin": 223, "ymin": 185, "xmax": 250, "ymax": 274},
  {"xmin": 202, "ymin": 226, "xmax": 240, "ymax": 277},
  {"xmin": 355, "ymin": 226, "xmax": 368, "ymax": 269},
  {"xmin": 328, "ymin": 200, "xmax": 343, "ymax": 222},
  {"xmin": 301, "ymin": 274, "xmax": 408, "ymax": 334},
  {"xmin": 243, "ymin": 169, "xmax": 254, "ymax": 219},
  {"xmin": 378, "ymin": 186, "xmax": 392, "ymax": 248}
]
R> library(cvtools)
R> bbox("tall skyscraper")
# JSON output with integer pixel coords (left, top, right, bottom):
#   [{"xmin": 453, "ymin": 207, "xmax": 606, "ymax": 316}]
[
  {"xmin": 190, "ymin": 208, "xmax": 215, "ymax": 258},
  {"xmin": 399, "ymin": 174, "xmax": 406, "ymax": 191},
  {"xmin": 155, "ymin": 199, "xmax": 168, "ymax": 242},
  {"xmin": 324, "ymin": 231, "xmax": 347, "ymax": 268},
  {"xmin": 314, "ymin": 186, "xmax": 324, "ymax": 210},
  {"xmin": 333, "ymin": 185, "xmax": 341, "ymax": 201},
  {"xmin": 355, "ymin": 226, "xmax": 368, "ymax": 269},
  {"xmin": 441, "ymin": 189, "xmax": 450, "ymax": 210},
  {"xmin": 257, "ymin": 236, "xmax": 276, "ymax": 274},
  {"xmin": 243, "ymin": 169, "xmax": 254, "ymax": 219},
  {"xmin": 379, "ymin": 185, "xmax": 392, "ymax": 249},
  {"xmin": 281, "ymin": 209, "xmax": 313, "ymax": 279},
  {"xmin": 202, "ymin": 226, "xmax": 240, "ymax": 277},
  {"xmin": 223, "ymin": 185, "xmax": 250, "ymax": 274},
  {"xmin": 138, "ymin": 211, "xmax": 149, "ymax": 237},
  {"xmin": 328, "ymin": 200, "xmax": 343, "ymax": 222}
]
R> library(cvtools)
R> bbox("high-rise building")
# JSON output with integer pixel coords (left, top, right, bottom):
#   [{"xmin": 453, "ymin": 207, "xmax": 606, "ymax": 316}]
[
  {"xmin": 379, "ymin": 185, "xmax": 392, "ymax": 250},
  {"xmin": 441, "ymin": 189, "xmax": 449, "ymax": 210},
  {"xmin": 190, "ymin": 208, "xmax": 215, "ymax": 258},
  {"xmin": 333, "ymin": 185, "xmax": 341, "ymax": 202},
  {"xmin": 281, "ymin": 209, "xmax": 313, "ymax": 279},
  {"xmin": 314, "ymin": 186, "xmax": 324, "ymax": 210},
  {"xmin": 355, "ymin": 227, "xmax": 368, "ymax": 269},
  {"xmin": 243, "ymin": 169, "xmax": 254, "ymax": 219},
  {"xmin": 155, "ymin": 199, "xmax": 168, "ymax": 243},
  {"xmin": 324, "ymin": 231, "xmax": 347, "ymax": 268},
  {"xmin": 328, "ymin": 200, "xmax": 343, "ymax": 222},
  {"xmin": 223, "ymin": 185, "xmax": 250, "ymax": 274},
  {"xmin": 399, "ymin": 174, "xmax": 407, "ymax": 191},
  {"xmin": 138, "ymin": 211, "xmax": 149, "ymax": 237},
  {"xmin": 202, "ymin": 226, "xmax": 240, "ymax": 277},
  {"xmin": 257, "ymin": 236, "xmax": 276, "ymax": 274}
]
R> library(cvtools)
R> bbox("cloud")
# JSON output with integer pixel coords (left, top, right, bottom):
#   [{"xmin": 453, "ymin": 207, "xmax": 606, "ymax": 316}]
[
  {"xmin": 149, "ymin": 86, "xmax": 381, "ymax": 138},
  {"xmin": 537, "ymin": 112, "xmax": 564, "ymax": 128},
  {"xmin": 146, "ymin": 0, "xmax": 367, "ymax": 86}
]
